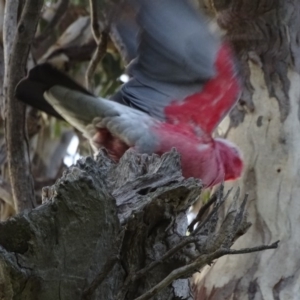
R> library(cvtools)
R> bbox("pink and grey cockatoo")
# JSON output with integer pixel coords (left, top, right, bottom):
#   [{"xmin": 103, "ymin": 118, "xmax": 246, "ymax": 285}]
[{"xmin": 15, "ymin": 0, "xmax": 243, "ymax": 187}]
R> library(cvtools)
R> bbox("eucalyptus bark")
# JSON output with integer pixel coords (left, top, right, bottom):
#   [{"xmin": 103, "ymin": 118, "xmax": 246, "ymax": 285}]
[{"xmin": 195, "ymin": 0, "xmax": 300, "ymax": 298}]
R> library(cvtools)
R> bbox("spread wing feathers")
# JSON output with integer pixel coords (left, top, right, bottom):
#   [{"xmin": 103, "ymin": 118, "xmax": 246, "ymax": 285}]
[
  {"xmin": 44, "ymin": 87, "xmax": 156, "ymax": 151},
  {"xmin": 15, "ymin": 64, "xmax": 156, "ymax": 150},
  {"xmin": 118, "ymin": 0, "xmax": 218, "ymax": 120},
  {"xmin": 165, "ymin": 44, "xmax": 241, "ymax": 134},
  {"xmin": 133, "ymin": 0, "xmax": 217, "ymax": 84}
]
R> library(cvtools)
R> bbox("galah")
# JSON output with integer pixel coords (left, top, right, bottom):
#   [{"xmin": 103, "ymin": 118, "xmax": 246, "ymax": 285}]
[{"xmin": 15, "ymin": 0, "xmax": 243, "ymax": 187}]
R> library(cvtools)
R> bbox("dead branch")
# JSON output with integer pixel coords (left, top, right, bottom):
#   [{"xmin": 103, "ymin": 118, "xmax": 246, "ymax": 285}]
[
  {"xmin": 193, "ymin": 187, "xmax": 232, "ymax": 235},
  {"xmin": 0, "ymin": 150, "xmax": 279, "ymax": 299},
  {"xmin": 187, "ymin": 185, "xmax": 222, "ymax": 232},
  {"xmin": 133, "ymin": 241, "xmax": 279, "ymax": 300},
  {"xmin": 89, "ymin": 0, "xmax": 101, "ymax": 41},
  {"xmin": 35, "ymin": 0, "xmax": 70, "ymax": 44},
  {"xmin": 85, "ymin": 31, "xmax": 109, "ymax": 91},
  {"xmin": 85, "ymin": 0, "xmax": 109, "ymax": 91},
  {"xmin": 0, "ymin": 177, "xmax": 12, "ymax": 206},
  {"xmin": 117, "ymin": 236, "xmax": 199, "ymax": 300},
  {"xmin": 45, "ymin": 39, "xmax": 97, "ymax": 66},
  {"xmin": 3, "ymin": 0, "xmax": 43, "ymax": 212}
]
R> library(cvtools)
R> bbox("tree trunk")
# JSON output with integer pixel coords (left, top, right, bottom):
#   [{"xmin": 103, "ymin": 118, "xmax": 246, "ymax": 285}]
[
  {"xmin": 194, "ymin": 0, "xmax": 300, "ymax": 298},
  {"xmin": 0, "ymin": 150, "xmax": 275, "ymax": 300}
]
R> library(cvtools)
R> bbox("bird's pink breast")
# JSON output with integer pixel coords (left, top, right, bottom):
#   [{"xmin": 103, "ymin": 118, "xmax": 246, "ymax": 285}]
[
  {"xmin": 151, "ymin": 123, "xmax": 225, "ymax": 187},
  {"xmin": 92, "ymin": 125, "xmax": 242, "ymax": 188},
  {"xmin": 164, "ymin": 44, "xmax": 240, "ymax": 135}
]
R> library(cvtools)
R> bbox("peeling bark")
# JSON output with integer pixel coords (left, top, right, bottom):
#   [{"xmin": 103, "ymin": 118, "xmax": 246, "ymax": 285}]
[
  {"xmin": 195, "ymin": 1, "xmax": 300, "ymax": 298},
  {"xmin": 211, "ymin": 0, "xmax": 300, "ymax": 126}
]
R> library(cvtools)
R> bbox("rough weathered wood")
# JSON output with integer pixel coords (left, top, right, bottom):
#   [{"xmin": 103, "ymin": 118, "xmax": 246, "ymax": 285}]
[
  {"xmin": 215, "ymin": 0, "xmax": 300, "ymax": 127},
  {"xmin": 0, "ymin": 151, "xmax": 122, "ymax": 300},
  {"xmin": 4, "ymin": 0, "xmax": 43, "ymax": 212},
  {"xmin": 0, "ymin": 150, "xmax": 277, "ymax": 299},
  {"xmin": 194, "ymin": 0, "xmax": 300, "ymax": 299}
]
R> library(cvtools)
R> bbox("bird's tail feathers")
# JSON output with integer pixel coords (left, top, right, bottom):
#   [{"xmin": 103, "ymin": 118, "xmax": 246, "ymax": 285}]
[{"xmin": 15, "ymin": 64, "xmax": 93, "ymax": 120}]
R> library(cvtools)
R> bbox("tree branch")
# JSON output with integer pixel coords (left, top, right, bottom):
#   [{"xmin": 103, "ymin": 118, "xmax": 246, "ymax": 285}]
[
  {"xmin": 35, "ymin": 0, "xmax": 69, "ymax": 44},
  {"xmin": 188, "ymin": 185, "xmax": 223, "ymax": 232},
  {"xmin": 0, "ymin": 150, "xmax": 280, "ymax": 299},
  {"xmin": 135, "ymin": 237, "xmax": 199, "ymax": 280},
  {"xmin": 222, "ymin": 241, "xmax": 279, "ymax": 255},
  {"xmin": 133, "ymin": 242, "xmax": 279, "ymax": 300},
  {"xmin": 4, "ymin": 0, "xmax": 43, "ymax": 212},
  {"xmin": 85, "ymin": 31, "xmax": 109, "ymax": 91},
  {"xmin": 0, "ymin": 177, "xmax": 13, "ymax": 206},
  {"xmin": 2, "ymin": 0, "xmax": 19, "ymax": 117},
  {"xmin": 193, "ymin": 187, "xmax": 232, "ymax": 235},
  {"xmin": 85, "ymin": 0, "xmax": 109, "ymax": 91},
  {"xmin": 45, "ymin": 39, "xmax": 97, "ymax": 65},
  {"xmin": 89, "ymin": 0, "xmax": 101, "ymax": 41},
  {"xmin": 117, "ymin": 236, "xmax": 199, "ymax": 299}
]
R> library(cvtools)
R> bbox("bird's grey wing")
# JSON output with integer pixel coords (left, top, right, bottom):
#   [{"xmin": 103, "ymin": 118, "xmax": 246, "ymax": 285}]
[
  {"xmin": 118, "ymin": 0, "xmax": 218, "ymax": 120},
  {"xmin": 44, "ymin": 86, "xmax": 157, "ymax": 151},
  {"xmin": 15, "ymin": 64, "xmax": 158, "ymax": 153}
]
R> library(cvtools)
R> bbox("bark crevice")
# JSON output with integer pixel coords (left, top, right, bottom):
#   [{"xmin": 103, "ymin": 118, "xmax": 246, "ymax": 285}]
[
  {"xmin": 208, "ymin": 0, "xmax": 300, "ymax": 125},
  {"xmin": 0, "ymin": 150, "xmax": 277, "ymax": 299}
]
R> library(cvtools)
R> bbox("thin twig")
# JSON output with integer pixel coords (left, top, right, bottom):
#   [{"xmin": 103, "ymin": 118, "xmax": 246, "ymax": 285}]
[
  {"xmin": 85, "ymin": 0, "xmax": 109, "ymax": 91},
  {"xmin": 82, "ymin": 256, "xmax": 119, "ymax": 299},
  {"xmin": 4, "ymin": 0, "xmax": 43, "ymax": 212},
  {"xmin": 35, "ymin": 0, "xmax": 69, "ymax": 43},
  {"xmin": 1, "ymin": 0, "xmax": 18, "ymax": 119},
  {"xmin": 120, "ymin": 187, "xmax": 242, "ymax": 299},
  {"xmin": 223, "ymin": 241, "xmax": 279, "ymax": 255},
  {"xmin": 133, "ymin": 241, "xmax": 279, "ymax": 300},
  {"xmin": 188, "ymin": 186, "xmax": 222, "ymax": 233},
  {"xmin": 135, "ymin": 236, "xmax": 198, "ymax": 280},
  {"xmin": 117, "ymin": 236, "xmax": 198, "ymax": 299},
  {"xmin": 193, "ymin": 187, "xmax": 232, "ymax": 235},
  {"xmin": 85, "ymin": 31, "xmax": 109, "ymax": 91},
  {"xmin": 89, "ymin": 0, "xmax": 101, "ymax": 41},
  {"xmin": 34, "ymin": 0, "xmax": 70, "ymax": 59},
  {"xmin": 46, "ymin": 40, "xmax": 97, "ymax": 63},
  {"xmin": 82, "ymin": 230, "xmax": 125, "ymax": 300}
]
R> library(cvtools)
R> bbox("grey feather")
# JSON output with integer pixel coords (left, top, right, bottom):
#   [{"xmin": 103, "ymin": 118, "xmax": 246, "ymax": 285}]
[
  {"xmin": 16, "ymin": 0, "xmax": 219, "ymax": 152},
  {"xmin": 44, "ymin": 87, "xmax": 119, "ymax": 132},
  {"xmin": 44, "ymin": 86, "xmax": 158, "ymax": 152},
  {"xmin": 118, "ymin": 0, "xmax": 219, "ymax": 120}
]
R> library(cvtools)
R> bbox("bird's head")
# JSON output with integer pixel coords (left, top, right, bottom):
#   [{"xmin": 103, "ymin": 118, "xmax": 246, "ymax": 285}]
[{"xmin": 215, "ymin": 138, "xmax": 243, "ymax": 181}]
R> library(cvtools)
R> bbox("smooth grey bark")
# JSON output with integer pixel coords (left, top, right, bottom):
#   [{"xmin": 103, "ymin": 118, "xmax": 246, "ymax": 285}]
[
  {"xmin": 0, "ymin": 150, "xmax": 277, "ymax": 300},
  {"xmin": 194, "ymin": 0, "xmax": 300, "ymax": 299}
]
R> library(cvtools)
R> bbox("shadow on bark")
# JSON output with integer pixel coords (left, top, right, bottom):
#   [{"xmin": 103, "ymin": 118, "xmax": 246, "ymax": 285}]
[{"xmin": 0, "ymin": 149, "xmax": 278, "ymax": 300}]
